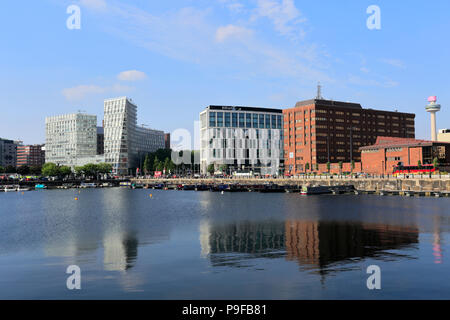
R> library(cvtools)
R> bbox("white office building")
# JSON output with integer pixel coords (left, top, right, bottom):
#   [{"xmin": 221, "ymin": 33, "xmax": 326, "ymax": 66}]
[
  {"xmin": 104, "ymin": 97, "xmax": 165, "ymax": 175},
  {"xmin": 45, "ymin": 113, "xmax": 97, "ymax": 167},
  {"xmin": 199, "ymin": 106, "xmax": 284, "ymax": 175}
]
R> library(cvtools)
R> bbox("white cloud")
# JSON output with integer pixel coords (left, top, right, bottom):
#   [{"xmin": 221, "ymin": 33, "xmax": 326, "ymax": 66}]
[
  {"xmin": 215, "ymin": 25, "xmax": 253, "ymax": 43},
  {"xmin": 380, "ymin": 58, "xmax": 406, "ymax": 69},
  {"xmin": 117, "ymin": 70, "xmax": 147, "ymax": 81},
  {"xmin": 252, "ymin": 0, "xmax": 306, "ymax": 40},
  {"xmin": 69, "ymin": 2, "xmax": 330, "ymax": 84},
  {"xmin": 79, "ymin": 0, "xmax": 107, "ymax": 11},
  {"xmin": 347, "ymin": 75, "xmax": 399, "ymax": 88},
  {"xmin": 218, "ymin": 0, "xmax": 245, "ymax": 13},
  {"xmin": 62, "ymin": 83, "xmax": 133, "ymax": 101}
]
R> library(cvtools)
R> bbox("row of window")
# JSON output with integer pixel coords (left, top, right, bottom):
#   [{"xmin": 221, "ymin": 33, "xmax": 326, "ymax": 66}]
[{"xmin": 209, "ymin": 112, "xmax": 282, "ymax": 129}]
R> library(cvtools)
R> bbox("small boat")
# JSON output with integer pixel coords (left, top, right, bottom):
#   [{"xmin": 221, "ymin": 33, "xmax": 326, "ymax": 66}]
[
  {"xmin": 35, "ymin": 184, "xmax": 47, "ymax": 190},
  {"xmin": 301, "ymin": 185, "xmax": 332, "ymax": 195},
  {"xmin": 4, "ymin": 185, "xmax": 17, "ymax": 192},
  {"xmin": 259, "ymin": 184, "xmax": 286, "ymax": 193},
  {"xmin": 17, "ymin": 186, "xmax": 31, "ymax": 191},
  {"xmin": 195, "ymin": 184, "xmax": 209, "ymax": 191},
  {"xmin": 80, "ymin": 182, "xmax": 97, "ymax": 188}
]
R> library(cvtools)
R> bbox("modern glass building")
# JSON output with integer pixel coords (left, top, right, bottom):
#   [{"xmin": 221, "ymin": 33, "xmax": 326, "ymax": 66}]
[
  {"xmin": 104, "ymin": 97, "xmax": 165, "ymax": 175},
  {"xmin": 199, "ymin": 105, "xmax": 284, "ymax": 175},
  {"xmin": 0, "ymin": 138, "xmax": 20, "ymax": 168},
  {"xmin": 45, "ymin": 113, "xmax": 97, "ymax": 167}
]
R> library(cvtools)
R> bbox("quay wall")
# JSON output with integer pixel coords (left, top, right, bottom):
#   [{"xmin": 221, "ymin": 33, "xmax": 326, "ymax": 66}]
[{"xmin": 133, "ymin": 177, "xmax": 450, "ymax": 192}]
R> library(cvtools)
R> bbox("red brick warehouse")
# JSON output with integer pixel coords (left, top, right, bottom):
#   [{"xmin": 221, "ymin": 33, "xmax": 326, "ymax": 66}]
[{"xmin": 283, "ymin": 98, "xmax": 416, "ymax": 175}]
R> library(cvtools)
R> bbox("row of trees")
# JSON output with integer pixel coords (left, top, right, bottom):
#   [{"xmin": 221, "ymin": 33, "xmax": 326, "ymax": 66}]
[
  {"xmin": 0, "ymin": 165, "xmax": 43, "ymax": 175},
  {"xmin": 139, "ymin": 149, "xmax": 201, "ymax": 175},
  {"xmin": 0, "ymin": 162, "xmax": 113, "ymax": 178}
]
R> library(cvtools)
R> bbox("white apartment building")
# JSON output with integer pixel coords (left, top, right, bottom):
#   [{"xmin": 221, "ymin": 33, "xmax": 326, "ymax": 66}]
[
  {"xmin": 104, "ymin": 97, "xmax": 165, "ymax": 175},
  {"xmin": 438, "ymin": 129, "xmax": 450, "ymax": 143},
  {"xmin": 45, "ymin": 113, "xmax": 97, "ymax": 167},
  {"xmin": 200, "ymin": 106, "xmax": 284, "ymax": 175}
]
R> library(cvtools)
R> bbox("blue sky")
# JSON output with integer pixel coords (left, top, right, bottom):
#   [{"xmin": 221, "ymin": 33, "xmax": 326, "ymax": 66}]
[{"xmin": 1, "ymin": 0, "xmax": 449, "ymax": 144}]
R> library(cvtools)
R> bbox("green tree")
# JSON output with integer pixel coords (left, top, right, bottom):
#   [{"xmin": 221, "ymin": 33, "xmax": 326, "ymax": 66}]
[
  {"xmin": 0, "ymin": 166, "xmax": 4, "ymax": 173},
  {"xmin": 97, "ymin": 163, "xmax": 112, "ymax": 174},
  {"xmin": 326, "ymin": 162, "xmax": 331, "ymax": 173},
  {"xmin": 143, "ymin": 154, "xmax": 151, "ymax": 174},
  {"xmin": 219, "ymin": 164, "xmax": 229, "ymax": 173},
  {"xmin": 433, "ymin": 157, "xmax": 439, "ymax": 169},
  {"xmin": 59, "ymin": 166, "xmax": 72, "ymax": 177},
  {"xmin": 82, "ymin": 164, "xmax": 99, "ymax": 177},
  {"xmin": 157, "ymin": 160, "xmax": 164, "ymax": 172},
  {"xmin": 351, "ymin": 160, "xmax": 355, "ymax": 172},
  {"xmin": 5, "ymin": 165, "xmax": 16, "ymax": 173},
  {"xmin": 315, "ymin": 163, "xmax": 319, "ymax": 171},
  {"xmin": 339, "ymin": 161, "xmax": 343, "ymax": 173},
  {"xmin": 153, "ymin": 156, "xmax": 160, "ymax": 171},
  {"xmin": 17, "ymin": 165, "xmax": 30, "ymax": 175},
  {"xmin": 41, "ymin": 163, "xmax": 59, "ymax": 176},
  {"xmin": 207, "ymin": 163, "xmax": 215, "ymax": 175},
  {"xmin": 30, "ymin": 165, "xmax": 42, "ymax": 175},
  {"xmin": 418, "ymin": 160, "xmax": 422, "ymax": 169},
  {"xmin": 305, "ymin": 162, "xmax": 310, "ymax": 172}
]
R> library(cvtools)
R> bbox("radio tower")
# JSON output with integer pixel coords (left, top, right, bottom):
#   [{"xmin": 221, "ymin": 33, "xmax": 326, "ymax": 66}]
[
  {"xmin": 316, "ymin": 82, "xmax": 323, "ymax": 99},
  {"xmin": 426, "ymin": 96, "xmax": 441, "ymax": 141}
]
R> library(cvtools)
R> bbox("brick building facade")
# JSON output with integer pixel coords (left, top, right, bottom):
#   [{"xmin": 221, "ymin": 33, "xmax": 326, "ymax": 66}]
[
  {"xmin": 283, "ymin": 99, "xmax": 415, "ymax": 175},
  {"xmin": 360, "ymin": 137, "xmax": 450, "ymax": 175}
]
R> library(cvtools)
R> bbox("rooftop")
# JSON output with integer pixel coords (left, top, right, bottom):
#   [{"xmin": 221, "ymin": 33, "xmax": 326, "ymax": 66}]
[{"xmin": 360, "ymin": 136, "xmax": 450, "ymax": 151}]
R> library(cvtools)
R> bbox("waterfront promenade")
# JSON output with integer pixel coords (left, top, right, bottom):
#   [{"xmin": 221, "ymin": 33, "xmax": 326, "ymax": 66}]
[{"xmin": 133, "ymin": 175, "xmax": 450, "ymax": 193}]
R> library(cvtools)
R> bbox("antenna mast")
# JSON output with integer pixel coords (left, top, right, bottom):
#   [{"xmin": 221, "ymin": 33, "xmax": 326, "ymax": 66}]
[{"xmin": 316, "ymin": 82, "xmax": 323, "ymax": 99}]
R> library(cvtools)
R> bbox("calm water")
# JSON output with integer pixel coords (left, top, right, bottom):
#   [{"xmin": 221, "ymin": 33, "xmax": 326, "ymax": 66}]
[{"xmin": 0, "ymin": 188, "xmax": 449, "ymax": 299}]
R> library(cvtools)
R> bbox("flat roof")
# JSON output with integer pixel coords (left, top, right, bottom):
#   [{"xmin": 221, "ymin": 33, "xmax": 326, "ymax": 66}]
[
  {"xmin": 360, "ymin": 136, "xmax": 450, "ymax": 151},
  {"xmin": 207, "ymin": 105, "xmax": 283, "ymax": 114},
  {"xmin": 293, "ymin": 99, "xmax": 415, "ymax": 116}
]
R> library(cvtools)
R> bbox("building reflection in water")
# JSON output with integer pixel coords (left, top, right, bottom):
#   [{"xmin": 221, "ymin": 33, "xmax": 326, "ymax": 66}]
[
  {"xmin": 432, "ymin": 216, "xmax": 444, "ymax": 264},
  {"xmin": 200, "ymin": 218, "xmax": 419, "ymax": 273}
]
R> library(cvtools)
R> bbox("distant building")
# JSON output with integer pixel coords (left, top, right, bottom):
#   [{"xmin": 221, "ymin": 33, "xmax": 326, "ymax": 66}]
[
  {"xmin": 438, "ymin": 129, "xmax": 450, "ymax": 143},
  {"xmin": 97, "ymin": 126, "xmax": 104, "ymax": 155},
  {"xmin": 0, "ymin": 138, "xmax": 19, "ymax": 168},
  {"xmin": 45, "ymin": 113, "xmax": 97, "ymax": 167},
  {"xmin": 199, "ymin": 105, "xmax": 284, "ymax": 175},
  {"xmin": 16, "ymin": 144, "xmax": 45, "ymax": 167},
  {"xmin": 164, "ymin": 133, "xmax": 171, "ymax": 150},
  {"xmin": 283, "ymin": 99, "xmax": 416, "ymax": 175},
  {"xmin": 360, "ymin": 137, "xmax": 450, "ymax": 174},
  {"xmin": 104, "ymin": 97, "xmax": 165, "ymax": 175}
]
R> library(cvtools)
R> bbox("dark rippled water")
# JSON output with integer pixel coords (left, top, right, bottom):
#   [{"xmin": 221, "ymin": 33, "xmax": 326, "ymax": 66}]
[{"xmin": 0, "ymin": 188, "xmax": 449, "ymax": 299}]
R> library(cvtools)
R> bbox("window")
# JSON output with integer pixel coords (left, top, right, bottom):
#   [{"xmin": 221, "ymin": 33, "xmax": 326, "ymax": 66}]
[
  {"xmin": 259, "ymin": 114, "xmax": 265, "ymax": 128},
  {"xmin": 217, "ymin": 112, "xmax": 223, "ymax": 127},
  {"xmin": 253, "ymin": 114, "xmax": 258, "ymax": 128},
  {"xmin": 209, "ymin": 112, "xmax": 216, "ymax": 127},
  {"xmin": 232, "ymin": 113, "xmax": 238, "ymax": 127},
  {"xmin": 239, "ymin": 113, "xmax": 245, "ymax": 128},
  {"xmin": 272, "ymin": 115, "xmax": 276, "ymax": 129},
  {"xmin": 265, "ymin": 115, "xmax": 271, "ymax": 128},
  {"xmin": 225, "ymin": 112, "xmax": 231, "ymax": 127},
  {"xmin": 246, "ymin": 113, "xmax": 252, "ymax": 128},
  {"xmin": 277, "ymin": 115, "xmax": 282, "ymax": 129}
]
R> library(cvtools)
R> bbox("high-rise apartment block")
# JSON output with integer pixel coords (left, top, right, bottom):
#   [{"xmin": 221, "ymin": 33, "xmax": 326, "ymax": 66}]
[
  {"xmin": 0, "ymin": 138, "xmax": 19, "ymax": 168},
  {"xmin": 104, "ymin": 97, "xmax": 165, "ymax": 175},
  {"xmin": 17, "ymin": 144, "xmax": 45, "ymax": 167},
  {"xmin": 45, "ymin": 113, "xmax": 97, "ymax": 167},
  {"xmin": 283, "ymin": 99, "xmax": 415, "ymax": 174},
  {"xmin": 199, "ymin": 106, "xmax": 284, "ymax": 175}
]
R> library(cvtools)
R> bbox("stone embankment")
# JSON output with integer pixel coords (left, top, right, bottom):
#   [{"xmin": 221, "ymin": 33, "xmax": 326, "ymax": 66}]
[{"xmin": 133, "ymin": 176, "xmax": 450, "ymax": 192}]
